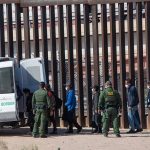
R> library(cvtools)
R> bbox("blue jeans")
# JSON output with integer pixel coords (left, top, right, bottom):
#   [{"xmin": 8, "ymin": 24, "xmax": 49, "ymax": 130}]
[
  {"xmin": 128, "ymin": 106, "xmax": 141, "ymax": 130},
  {"xmin": 92, "ymin": 113, "xmax": 101, "ymax": 127}
]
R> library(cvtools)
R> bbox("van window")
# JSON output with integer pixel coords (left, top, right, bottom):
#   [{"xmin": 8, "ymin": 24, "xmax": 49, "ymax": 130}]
[{"xmin": 0, "ymin": 67, "xmax": 14, "ymax": 94}]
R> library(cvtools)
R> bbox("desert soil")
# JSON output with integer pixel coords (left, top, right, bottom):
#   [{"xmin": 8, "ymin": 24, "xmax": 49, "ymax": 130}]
[{"xmin": 0, "ymin": 127, "xmax": 150, "ymax": 150}]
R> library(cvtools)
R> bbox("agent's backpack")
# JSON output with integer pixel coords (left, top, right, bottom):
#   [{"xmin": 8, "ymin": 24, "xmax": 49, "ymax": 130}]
[{"xmin": 104, "ymin": 90, "xmax": 118, "ymax": 107}]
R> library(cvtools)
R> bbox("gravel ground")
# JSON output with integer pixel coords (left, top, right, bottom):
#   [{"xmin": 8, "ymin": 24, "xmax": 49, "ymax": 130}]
[{"xmin": 0, "ymin": 127, "xmax": 150, "ymax": 150}]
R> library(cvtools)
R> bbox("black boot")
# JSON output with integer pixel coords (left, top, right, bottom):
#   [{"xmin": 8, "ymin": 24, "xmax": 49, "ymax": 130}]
[
  {"xmin": 65, "ymin": 127, "xmax": 73, "ymax": 134},
  {"xmin": 50, "ymin": 128, "xmax": 57, "ymax": 134},
  {"xmin": 97, "ymin": 124, "xmax": 102, "ymax": 133},
  {"xmin": 65, "ymin": 123, "xmax": 73, "ymax": 134},
  {"xmin": 65, "ymin": 130, "xmax": 73, "ymax": 133},
  {"xmin": 74, "ymin": 120, "xmax": 82, "ymax": 133},
  {"xmin": 92, "ymin": 126, "xmax": 98, "ymax": 133},
  {"xmin": 91, "ymin": 121, "xmax": 97, "ymax": 133},
  {"xmin": 77, "ymin": 126, "xmax": 82, "ymax": 133}
]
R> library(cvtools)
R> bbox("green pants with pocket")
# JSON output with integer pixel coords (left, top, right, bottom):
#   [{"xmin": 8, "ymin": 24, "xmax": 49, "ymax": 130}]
[
  {"xmin": 102, "ymin": 107, "xmax": 120, "ymax": 135},
  {"xmin": 32, "ymin": 109, "xmax": 47, "ymax": 136}
]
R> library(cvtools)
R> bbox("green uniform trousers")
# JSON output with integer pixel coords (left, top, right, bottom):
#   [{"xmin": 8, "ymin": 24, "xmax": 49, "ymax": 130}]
[
  {"xmin": 32, "ymin": 109, "xmax": 47, "ymax": 136},
  {"xmin": 102, "ymin": 107, "xmax": 120, "ymax": 135}
]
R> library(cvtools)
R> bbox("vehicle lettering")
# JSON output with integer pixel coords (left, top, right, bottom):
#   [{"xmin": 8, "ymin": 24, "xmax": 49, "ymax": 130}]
[{"xmin": 1, "ymin": 102, "xmax": 15, "ymax": 106}]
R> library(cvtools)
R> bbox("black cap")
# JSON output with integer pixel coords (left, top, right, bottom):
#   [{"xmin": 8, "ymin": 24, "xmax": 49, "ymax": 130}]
[
  {"xmin": 64, "ymin": 81, "xmax": 73, "ymax": 89},
  {"xmin": 23, "ymin": 88, "xmax": 30, "ymax": 93},
  {"xmin": 45, "ymin": 84, "xmax": 51, "ymax": 90},
  {"xmin": 40, "ymin": 82, "xmax": 45, "ymax": 88},
  {"xmin": 64, "ymin": 81, "xmax": 72, "ymax": 86},
  {"xmin": 93, "ymin": 85, "xmax": 99, "ymax": 91}
]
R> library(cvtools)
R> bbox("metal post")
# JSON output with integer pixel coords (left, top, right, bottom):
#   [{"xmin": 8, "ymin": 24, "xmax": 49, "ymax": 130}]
[
  {"xmin": 0, "ymin": 5, "xmax": 5, "ymax": 57},
  {"xmin": 92, "ymin": 5, "xmax": 100, "ymax": 86},
  {"xmin": 75, "ymin": 4, "xmax": 84, "ymax": 126},
  {"xmin": 7, "ymin": 4, "xmax": 14, "ymax": 57},
  {"xmin": 110, "ymin": 4, "xmax": 117, "ymax": 90},
  {"xmin": 66, "ymin": 5, "xmax": 74, "ymax": 88},
  {"xmin": 15, "ymin": 4, "xmax": 22, "ymax": 62},
  {"xmin": 101, "ymin": 4, "xmax": 109, "ymax": 84},
  {"xmin": 23, "ymin": 7, "xmax": 30, "ymax": 58},
  {"xmin": 136, "ymin": 2, "xmax": 146, "ymax": 128},
  {"xmin": 33, "ymin": 7, "xmax": 39, "ymax": 57},
  {"xmin": 84, "ymin": 4, "xmax": 92, "ymax": 126},
  {"xmin": 119, "ymin": 3, "xmax": 128, "ymax": 128}
]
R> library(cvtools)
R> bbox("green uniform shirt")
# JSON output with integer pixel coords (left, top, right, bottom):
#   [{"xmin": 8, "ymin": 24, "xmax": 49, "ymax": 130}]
[
  {"xmin": 32, "ymin": 88, "xmax": 51, "ymax": 109},
  {"xmin": 99, "ymin": 87, "xmax": 122, "ymax": 110}
]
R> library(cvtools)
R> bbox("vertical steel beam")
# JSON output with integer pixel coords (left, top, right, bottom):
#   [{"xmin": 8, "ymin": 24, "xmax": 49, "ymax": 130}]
[
  {"xmin": 136, "ymin": 2, "xmax": 146, "ymax": 128},
  {"xmin": 50, "ymin": 5, "xmax": 59, "ymax": 126},
  {"xmin": 41, "ymin": 6, "xmax": 49, "ymax": 83},
  {"xmin": 92, "ymin": 5, "xmax": 100, "ymax": 86},
  {"xmin": 127, "ymin": 3, "xmax": 135, "ymax": 82},
  {"xmin": 110, "ymin": 4, "xmax": 117, "ymax": 90},
  {"xmin": 58, "ymin": 5, "xmax": 66, "ymax": 121},
  {"xmin": 84, "ymin": 4, "xmax": 92, "ymax": 126},
  {"xmin": 23, "ymin": 7, "xmax": 30, "ymax": 58},
  {"xmin": 75, "ymin": 4, "xmax": 84, "ymax": 126},
  {"xmin": 101, "ymin": 4, "xmax": 109, "ymax": 84},
  {"xmin": 15, "ymin": 4, "xmax": 22, "ymax": 62},
  {"xmin": 118, "ymin": 3, "xmax": 128, "ymax": 128},
  {"xmin": 145, "ymin": 2, "xmax": 150, "ymax": 82},
  {"xmin": 6, "ymin": 4, "xmax": 14, "ymax": 57},
  {"xmin": 145, "ymin": 1, "xmax": 150, "ymax": 129},
  {"xmin": 33, "ymin": 7, "xmax": 39, "ymax": 57},
  {"xmin": 50, "ymin": 5, "xmax": 58, "ymax": 94},
  {"xmin": 66, "ymin": 5, "xmax": 74, "ymax": 88},
  {"xmin": 0, "ymin": 5, "xmax": 5, "ymax": 57}
]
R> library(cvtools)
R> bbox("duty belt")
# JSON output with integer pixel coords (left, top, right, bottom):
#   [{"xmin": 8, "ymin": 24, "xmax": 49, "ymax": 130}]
[
  {"xmin": 35, "ymin": 104, "xmax": 47, "ymax": 109},
  {"xmin": 105, "ymin": 105, "xmax": 116, "ymax": 109}
]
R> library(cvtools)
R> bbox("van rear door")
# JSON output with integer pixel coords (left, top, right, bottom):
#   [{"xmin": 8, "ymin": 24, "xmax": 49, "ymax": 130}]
[
  {"xmin": 0, "ymin": 60, "xmax": 19, "ymax": 122},
  {"xmin": 20, "ymin": 58, "xmax": 46, "ymax": 93}
]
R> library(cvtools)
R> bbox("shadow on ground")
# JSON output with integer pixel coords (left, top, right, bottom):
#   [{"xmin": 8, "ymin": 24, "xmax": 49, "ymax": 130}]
[{"xmin": 0, "ymin": 127, "xmax": 150, "ymax": 138}]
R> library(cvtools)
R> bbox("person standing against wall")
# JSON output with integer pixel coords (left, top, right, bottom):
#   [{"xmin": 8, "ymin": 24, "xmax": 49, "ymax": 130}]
[
  {"xmin": 125, "ymin": 78, "xmax": 143, "ymax": 133},
  {"xmin": 91, "ymin": 85, "xmax": 102, "ymax": 133},
  {"xmin": 45, "ymin": 84, "xmax": 58, "ymax": 134},
  {"xmin": 23, "ymin": 88, "xmax": 34, "ymax": 132},
  {"xmin": 146, "ymin": 81, "xmax": 150, "ymax": 108},
  {"xmin": 65, "ymin": 83, "xmax": 82, "ymax": 134}
]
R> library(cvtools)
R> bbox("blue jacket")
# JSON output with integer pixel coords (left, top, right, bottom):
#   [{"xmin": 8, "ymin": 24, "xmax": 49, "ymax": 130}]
[
  {"xmin": 127, "ymin": 85, "xmax": 139, "ymax": 107},
  {"xmin": 65, "ymin": 89, "xmax": 76, "ymax": 111}
]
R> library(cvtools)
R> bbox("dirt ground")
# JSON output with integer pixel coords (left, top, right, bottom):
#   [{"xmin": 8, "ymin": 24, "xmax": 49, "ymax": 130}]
[{"xmin": 0, "ymin": 127, "xmax": 150, "ymax": 150}]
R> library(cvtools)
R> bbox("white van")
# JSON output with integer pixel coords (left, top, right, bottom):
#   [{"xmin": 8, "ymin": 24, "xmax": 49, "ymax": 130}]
[{"xmin": 0, "ymin": 57, "xmax": 46, "ymax": 125}]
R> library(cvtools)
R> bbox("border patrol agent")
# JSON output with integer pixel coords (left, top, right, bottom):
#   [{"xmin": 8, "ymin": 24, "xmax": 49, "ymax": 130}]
[
  {"xmin": 32, "ymin": 82, "xmax": 51, "ymax": 138},
  {"xmin": 99, "ymin": 81, "xmax": 122, "ymax": 137}
]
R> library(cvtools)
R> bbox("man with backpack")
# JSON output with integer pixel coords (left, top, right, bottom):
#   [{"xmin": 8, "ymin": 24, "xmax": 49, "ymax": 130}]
[
  {"xmin": 99, "ymin": 81, "xmax": 122, "ymax": 137},
  {"xmin": 45, "ymin": 84, "xmax": 62, "ymax": 134}
]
